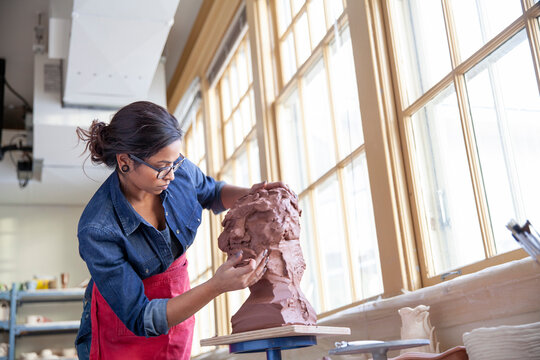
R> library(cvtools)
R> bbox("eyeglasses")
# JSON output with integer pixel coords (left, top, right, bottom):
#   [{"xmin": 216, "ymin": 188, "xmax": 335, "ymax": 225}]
[{"xmin": 128, "ymin": 154, "xmax": 185, "ymax": 179}]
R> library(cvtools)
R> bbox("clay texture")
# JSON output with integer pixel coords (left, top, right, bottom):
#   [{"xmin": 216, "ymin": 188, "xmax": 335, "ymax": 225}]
[{"xmin": 218, "ymin": 186, "xmax": 317, "ymax": 333}]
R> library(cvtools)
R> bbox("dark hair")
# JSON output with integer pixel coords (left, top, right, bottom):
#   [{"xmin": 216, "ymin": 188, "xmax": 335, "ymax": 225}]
[{"xmin": 76, "ymin": 101, "xmax": 183, "ymax": 169}]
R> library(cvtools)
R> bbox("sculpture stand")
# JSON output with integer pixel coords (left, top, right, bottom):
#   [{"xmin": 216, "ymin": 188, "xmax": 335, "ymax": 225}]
[{"xmin": 201, "ymin": 325, "xmax": 350, "ymax": 360}]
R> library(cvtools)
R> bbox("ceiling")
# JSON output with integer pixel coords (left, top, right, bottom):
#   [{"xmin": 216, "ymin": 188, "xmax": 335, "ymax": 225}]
[{"xmin": 0, "ymin": 0, "xmax": 204, "ymax": 205}]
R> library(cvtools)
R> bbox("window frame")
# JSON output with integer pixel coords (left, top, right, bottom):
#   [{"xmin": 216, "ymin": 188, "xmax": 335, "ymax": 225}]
[{"xmin": 379, "ymin": 0, "xmax": 540, "ymax": 286}]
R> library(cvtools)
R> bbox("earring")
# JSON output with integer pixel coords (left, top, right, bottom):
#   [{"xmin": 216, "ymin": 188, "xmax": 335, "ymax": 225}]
[{"xmin": 121, "ymin": 165, "xmax": 130, "ymax": 173}]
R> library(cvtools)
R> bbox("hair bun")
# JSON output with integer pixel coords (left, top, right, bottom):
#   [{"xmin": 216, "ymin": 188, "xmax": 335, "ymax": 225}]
[{"xmin": 76, "ymin": 120, "xmax": 109, "ymax": 165}]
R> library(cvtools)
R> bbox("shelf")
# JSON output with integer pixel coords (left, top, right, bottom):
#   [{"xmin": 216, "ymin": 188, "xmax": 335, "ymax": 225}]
[
  {"xmin": 0, "ymin": 321, "xmax": 8, "ymax": 330},
  {"xmin": 17, "ymin": 288, "xmax": 85, "ymax": 303},
  {"xmin": 0, "ymin": 356, "xmax": 7, "ymax": 360},
  {"xmin": 14, "ymin": 321, "xmax": 80, "ymax": 336},
  {"xmin": 0, "ymin": 292, "xmax": 9, "ymax": 301}
]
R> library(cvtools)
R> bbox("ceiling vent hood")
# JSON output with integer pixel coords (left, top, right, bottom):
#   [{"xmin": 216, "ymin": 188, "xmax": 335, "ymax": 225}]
[{"xmin": 63, "ymin": 0, "xmax": 180, "ymax": 108}]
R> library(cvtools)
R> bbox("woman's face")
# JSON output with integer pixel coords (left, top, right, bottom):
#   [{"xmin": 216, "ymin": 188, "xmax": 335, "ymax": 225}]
[{"xmin": 129, "ymin": 139, "xmax": 183, "ymax": 195}]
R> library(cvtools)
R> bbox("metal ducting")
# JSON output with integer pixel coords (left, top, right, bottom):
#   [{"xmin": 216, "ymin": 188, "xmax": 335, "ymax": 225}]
[{"xmin": 63, "ymin": 0, "xmax": 180, "ymax": 108}]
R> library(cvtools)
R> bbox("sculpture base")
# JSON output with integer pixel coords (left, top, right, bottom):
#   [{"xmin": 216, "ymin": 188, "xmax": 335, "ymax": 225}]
[{"xmin": 201, "ymin": 325, "xmax": 350, "ymax": 360}]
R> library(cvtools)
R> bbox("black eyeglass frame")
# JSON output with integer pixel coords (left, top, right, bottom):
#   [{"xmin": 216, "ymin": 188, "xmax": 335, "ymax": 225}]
[{"xmin": 128, "ymin": 154, "xmax": 185, "ymax": 179}]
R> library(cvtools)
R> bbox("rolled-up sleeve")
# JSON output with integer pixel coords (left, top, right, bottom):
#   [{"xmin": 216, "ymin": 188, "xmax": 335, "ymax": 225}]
[
  {"xmin": 143, "ymin": 298, "xmax": 169, "ymax": 336},
  {"xmin": 185, "ymin": 159, "xmax": 226, "ymax": 214},
  {"xmin": 78, "ymin": 226, "xmax": 169, "ymax": 337}
]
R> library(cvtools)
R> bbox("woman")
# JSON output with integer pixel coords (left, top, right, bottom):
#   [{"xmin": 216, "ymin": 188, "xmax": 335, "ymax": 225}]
[{"xmin": 74, "ymin": 101, "xmax": 274, "ymax": 359}]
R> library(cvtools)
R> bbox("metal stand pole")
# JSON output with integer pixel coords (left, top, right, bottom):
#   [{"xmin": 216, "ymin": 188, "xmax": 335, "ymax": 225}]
[
  {"xmin": 371, "ymin": 348, "xmax": 389, "ymax": 360},
  {"xmin": 266, "ymin": 348, "xmax": 282, "ymax": 360}
]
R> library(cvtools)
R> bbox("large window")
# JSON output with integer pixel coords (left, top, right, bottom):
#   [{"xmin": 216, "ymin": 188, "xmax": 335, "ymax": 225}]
[
  {"xmin": 213, "ymin": 32, "xmax": 262, "ymax": 329},
  {"xmin": 217, "ymin": 34, "xmax": 261, "ymax": 188},
  {"xmin": 168, "ymin": 0, "xmax": 540, "ymax": 343},
  {"xmin": 386, "ymin": 0, "xmax": 540, "ymax": 283},
  {"xmin": 272, "ymin": 0, "xmax": 383, "ymax": 314},
  {"xmin": 183, "ymin": 108, "xmax": 216, "ymax": 355}
]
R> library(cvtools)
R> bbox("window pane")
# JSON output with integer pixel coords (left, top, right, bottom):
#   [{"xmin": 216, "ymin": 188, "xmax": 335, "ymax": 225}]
[
  {"xmin": 449, "ymin": 0, "xmax": 522, "ymax": 62},
  {"xmin": 237, "ymin": 46, "xmax": 249, "ymax": 96},
  {"xmin": 233, "ymin": 110, "xmax": 243, "ymax": 149},
  {"xmin": 466, "ymin": 29, "xmax": 540, "ymax": 254},
  {"xmin": 220, "ymin": 74, "xmax": 231, "ymax": 119},
  {"xmin": 277, "ymin": 0, "xmax": 293, "ymax": 36},
  {"xmin": 249, "ymin": 90, "xmax": 256, "ymax": 128},
  {"xmin": 292, "ymin": 0, "xmax": 305, "ymax": 15},
  {"xmin": 329, "ymin": 26, "xmax": 364, "ymax": 159},
  {"xmin": 281, "ymin": 32, "xmax": 297, "ymax": 84},
  {"xmin": 299, "ymin": 196, "xmax": 321, "ymax": 312},
  {"xmin": 227, "ymin": 288, "xmax": 249, "ymax": 324},
  {"xmin": 343, "ymin": 154, "xmax": 383, "ymax": 299},
  {"xmin": 314, "ymin": 174, "xmax": 351, "ymax": 309},
  {"xmin": 309, "ymin": 0, "xmax": 327, "ymax": 48},
  {"xmin": 236, "ymin": 149, "xmax": 250, "ymax": 187},
  {"xmin": 224, "ymin": 120, "xmax": 234, "ymax": 158},
  {"xmin": 246, "ymin": 39, "xmax": 253, "ymax": 84},
  {"xmin": 240, "ymin": 96, "xmax": 251, "ymax": 139},
  {"xmin": 302, "ymin": 58, "xmax": 336, "ymax": 181},
  {"xmin": 326, "ymin": 0, "xmax": 344, "ymax": 27},
  {"xmin": 195, "ymin": 112, "xmax": 205, "ymax": 163},
  {"xmin": 295, "ymin": 13, "xmax": 311, "ymax": 67},
  {"xmin": 248, "ymin": 138, "xmax": 261, "ymax": 184},
  {"xmin": 230, "ymin": 61, "xmax": 240, "ymax": 106},
  {"xmin": 390, "ymin": 0, "xmax": 452, "ymax": 105},
  {"xmin": 277, "ymin": 89, "xmax": 309, "ymax": 191},
  {"xmin": 221, "ymin": 163, "xmax": 234, "ymax": 184},
  {"xmin": 411, "ymin": 85, "xmax": 484, "ymax": 275}
]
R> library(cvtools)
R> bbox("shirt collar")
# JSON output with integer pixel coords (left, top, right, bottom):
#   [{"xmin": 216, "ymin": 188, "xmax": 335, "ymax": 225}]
[{"xmin": 109, "ymin": 172, "xmax": 145, "ymax": 235}]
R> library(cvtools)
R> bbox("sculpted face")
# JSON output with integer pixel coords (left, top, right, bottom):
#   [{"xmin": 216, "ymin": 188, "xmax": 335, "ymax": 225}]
[{"xmin": 218, "ymin": 186, "xmax": 316, "ymax": 333}]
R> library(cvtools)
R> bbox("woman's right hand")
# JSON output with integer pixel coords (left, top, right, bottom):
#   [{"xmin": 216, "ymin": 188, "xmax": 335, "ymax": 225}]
[{"xmin": 208, "ymin": 250, "xmax": 269, "ymax": 294}]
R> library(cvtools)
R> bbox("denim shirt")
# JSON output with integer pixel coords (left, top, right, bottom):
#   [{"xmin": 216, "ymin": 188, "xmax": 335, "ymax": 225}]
[{"xmin": 75, "ymin": 159, "xmax": 225, "ymax": 350}]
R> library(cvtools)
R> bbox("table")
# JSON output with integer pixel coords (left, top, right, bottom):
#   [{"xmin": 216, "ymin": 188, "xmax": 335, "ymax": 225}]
[{"xmin": 329, "ymin": 339, "xmax": 431, "ymax": 360}]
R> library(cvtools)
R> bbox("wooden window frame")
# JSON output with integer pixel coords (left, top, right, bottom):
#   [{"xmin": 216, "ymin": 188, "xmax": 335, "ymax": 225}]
[{"xmin": 378, "ymin": 0, "xmax": 539, "ymax": 286}]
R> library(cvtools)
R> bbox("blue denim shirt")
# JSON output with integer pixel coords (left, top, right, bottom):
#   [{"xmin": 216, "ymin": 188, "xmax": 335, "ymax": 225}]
[{"xmin": 75, "ymin": 159, "xmax": 225, "ymax": 351}]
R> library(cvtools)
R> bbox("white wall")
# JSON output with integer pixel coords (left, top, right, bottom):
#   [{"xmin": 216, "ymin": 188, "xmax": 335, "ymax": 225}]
[
  {"xmin": 0, "ymin": 204, "xmax": 88, "ymax": 286},
  {"xmin": 0, "ymin": 204, "xmax": 89, "ymax": 356}
]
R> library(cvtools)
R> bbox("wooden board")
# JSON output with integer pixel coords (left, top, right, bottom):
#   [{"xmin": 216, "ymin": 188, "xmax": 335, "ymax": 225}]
[{"xmin": 200, "ymin": 325, "xmax": 351, "ymax": 346}]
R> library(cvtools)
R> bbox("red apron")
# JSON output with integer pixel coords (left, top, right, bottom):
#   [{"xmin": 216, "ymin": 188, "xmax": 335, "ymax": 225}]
[{"xmin": 89, "ymin": 254, "xmax": 195, "ymax": 360}]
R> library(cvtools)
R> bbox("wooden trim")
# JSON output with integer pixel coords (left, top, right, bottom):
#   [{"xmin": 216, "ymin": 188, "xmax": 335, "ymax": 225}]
[
  {"xmin": 277, "ymin": 12, "xmax": 349, "ymax": 103},
  {"xmin": 525, "ymin": 2, "xmax": 540, "ymax": 93},
  {"xmin": 321, "ymin": 39, "xmax": 358, "ymax": 300},
  {"xmin": 167, "ymin": 0, "xmax": 243, "ymax": 113},
  {"xmin": 422, "ymin": 248, "xmax": 528, "ymax": 287},
  {"xmin": 454, "ymin": 73, "xmax": 496, "ymax": 260},
  {"xmin": 247, "ymin": 0, "xmax": 280, "ymax": 182},
  {"xmin": 296, "ymin": 144, "xmax": 365, "ymax": 199},
  {"xmin": 166, "ymin": 0, "xmax": 214, "ymax": 106},
  {"xmin": 348, "ymin": 0, "xmax": 419, "ymax": 296}
]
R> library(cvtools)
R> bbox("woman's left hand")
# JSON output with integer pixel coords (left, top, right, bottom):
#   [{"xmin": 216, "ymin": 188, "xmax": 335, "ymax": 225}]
[{"xmin": 249, "ymin": 181, "xmax": 295, "ymax": 196}]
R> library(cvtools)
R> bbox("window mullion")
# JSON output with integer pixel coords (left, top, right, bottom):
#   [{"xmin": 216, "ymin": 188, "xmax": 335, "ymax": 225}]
[
  {"xmin": 442, "ymin": 0, "xmax": 496, "ymax": 259},
  {"xmin": 524, "ymin": 3, "xmax": 540, "ymax": 93},
  {"xmin": 441, "ymin": 0, "xmax": 461, "ymax": 68},
  {"xmin": 453, "ymin": 73, "xmax": 495, "ymax": 259},
  {"xmin": 321, "ymin": 41, "xmax": 358, "ymax": 300},
  {"xmin": 306, "ymin": 188, "xmax": 327, "ymax": 312}
]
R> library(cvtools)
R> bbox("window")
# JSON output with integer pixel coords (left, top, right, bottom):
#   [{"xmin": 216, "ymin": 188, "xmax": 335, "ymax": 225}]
[
  {"xmin": 386, "ymin": 0, "xmax": 540, "ymax": 283},
  {"xmin": 217, "ymin": 35, "xmax": 260, "ymax": 188},
  {"xmin": 183, "ymin": 108, "xmax": 216, "ymax": 355},
  {"xmin": 272, "ymin": 0, "xmax": 383, "ymax": 314},
  {"xmin": 168, "ymin": 0, "xmax": 540, "ymax": 339},
  {"xmin": 213, "ymin": 31, "xmax": 261, "ymax": 327}
]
